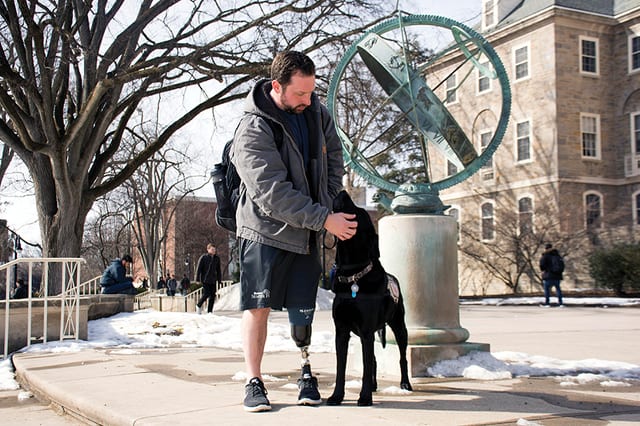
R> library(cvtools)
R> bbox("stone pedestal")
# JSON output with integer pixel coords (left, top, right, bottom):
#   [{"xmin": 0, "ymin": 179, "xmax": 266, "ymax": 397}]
[{"xmin": 376, "ymin": 214, "xmax": 489, "ymax": 377}]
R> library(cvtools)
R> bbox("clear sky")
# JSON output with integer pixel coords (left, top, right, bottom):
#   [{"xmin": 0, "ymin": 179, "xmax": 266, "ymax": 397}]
[{"xmin": 0, "ymin": 1, "xmax": 483, "ymax": 247}]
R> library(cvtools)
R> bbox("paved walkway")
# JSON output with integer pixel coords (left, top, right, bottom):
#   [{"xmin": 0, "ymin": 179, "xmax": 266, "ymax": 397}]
[{"xmin": 5, "ymin": 305, "xmax": 640, "ymax": 425}]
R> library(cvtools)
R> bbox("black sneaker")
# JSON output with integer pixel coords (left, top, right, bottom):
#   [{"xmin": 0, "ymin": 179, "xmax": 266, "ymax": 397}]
[
  {"xmin": 297, "ymin": 365, "xmax": 321, "ymax": 405},
  {"xmin": 244, "ymin": 377, "xmax": 271, "ymax": 412}
]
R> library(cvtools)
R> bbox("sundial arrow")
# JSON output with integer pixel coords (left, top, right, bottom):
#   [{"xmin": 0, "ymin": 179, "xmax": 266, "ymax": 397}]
[{"xmin": 356, "ymin": 32, "xmax": 478, "ymax": 169}]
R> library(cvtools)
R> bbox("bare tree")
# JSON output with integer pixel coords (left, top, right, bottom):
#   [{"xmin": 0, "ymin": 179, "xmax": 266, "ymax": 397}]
[
  {"xmin": 456, "ymin": 184, "xmax": 590, "ymax": 295},
  {"xmin": 0, "ymin": 1, "xmax": 394, "ymax": 293},
  {"xmin": 126, "ymin": 144, "xmax": 208, "ymax": 287},
  {"xmin": 81, "ymin": 191, "xmax": 132, "ymax": 279}
]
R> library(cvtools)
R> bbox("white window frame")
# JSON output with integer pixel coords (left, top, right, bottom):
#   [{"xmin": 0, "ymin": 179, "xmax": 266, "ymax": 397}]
[
  {"xmin": 517, "ymin": 195, "xmax": 534, "ymax": 235},
  {"xmin": 477, "ymin": 60, "xmax": 492, "ymax": 94},
  {"xmin": 516, "ymin": 119, "xmax": 532, "ymax": 163},
  {"xmin": 580, "ymin": 113, "xmax": 601, "ymax": 160},
  {"xmin": 513, "ymin": 43, "xmax": 530, "ymax": 82},
  {"xmin": 445, "ymin": 72, "xmax": 458, "ymax": 105},
  {"xmin": 579, "ymin": 36, "xmax": 599, "ymax": 76},
  {"xmin": 482, "ymin": 0, "xmax": 497, "ymax": 31},
  {"xmin": 479, "ymin": 129, "xmax": 494, "ymax": 181},
  {"xmin": 632, "ymin": 112, "xmax": 640, "ymax": 155},
  {"xmin": 629, "ymin": 33, "xmax": 640, "ymax": 74},
  {"xmin": 633, "ymin": 190, "xmax": 640, "ymax": 226},
  {"xmin": 584, "ymin": 191, "xmax": 603, "ymax": 229},
  {"xmin": 481, "ymin": 201, "xmax": 495, "ymax": 241}
]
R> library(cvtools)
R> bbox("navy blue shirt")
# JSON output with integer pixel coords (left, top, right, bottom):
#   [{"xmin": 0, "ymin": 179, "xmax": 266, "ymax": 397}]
[{"xmin": 284, "ymin": 112, "xmax": 310, "ymax": 169}]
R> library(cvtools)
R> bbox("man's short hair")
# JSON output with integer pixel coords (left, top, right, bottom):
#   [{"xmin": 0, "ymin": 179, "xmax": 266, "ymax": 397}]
[
  {"xmin": 207, "ymin": 243, "xmax": 216, "ymax": 250},
  {"xmin": 544, "ymin": 243, "xmax": 553, "ymax": 250},
  {"xmin": 122, "ymin": 254, "xmax": 133, "ymax": 263},
  {"xmin": 271, "ymin": 51, "xmax": 315, "ymax": 86}
]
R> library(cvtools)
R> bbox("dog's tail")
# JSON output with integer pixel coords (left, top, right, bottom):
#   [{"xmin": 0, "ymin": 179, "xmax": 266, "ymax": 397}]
[{"xmin": 377, "ymin": 327, "xmax": 387, "ymax": 348}]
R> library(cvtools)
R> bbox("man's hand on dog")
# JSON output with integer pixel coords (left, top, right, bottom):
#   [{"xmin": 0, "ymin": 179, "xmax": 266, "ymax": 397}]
[{"xmin": 325, "ymin": 212, "xmax": 357, "ymax": 241}]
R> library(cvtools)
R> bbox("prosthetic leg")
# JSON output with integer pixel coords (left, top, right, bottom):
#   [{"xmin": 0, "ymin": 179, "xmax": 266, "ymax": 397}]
[{"xmin": 291, "ymin": 323, "xmax": 322, "ymax": 405}]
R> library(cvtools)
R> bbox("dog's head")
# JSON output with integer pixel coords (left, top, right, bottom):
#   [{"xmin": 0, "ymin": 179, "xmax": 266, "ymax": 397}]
[{"xmin": 332, "ymin": 190, "xmax": 380, "ymax": 268}]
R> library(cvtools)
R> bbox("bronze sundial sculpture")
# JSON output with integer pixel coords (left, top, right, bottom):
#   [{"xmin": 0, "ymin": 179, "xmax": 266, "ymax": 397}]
[
  {"xmin": 326, "ymin": 12, "xmax": 512, "ymax": 374},
  {"xmin": 327, "ymin": 13, "xmax": 511, "ymax": 213}
]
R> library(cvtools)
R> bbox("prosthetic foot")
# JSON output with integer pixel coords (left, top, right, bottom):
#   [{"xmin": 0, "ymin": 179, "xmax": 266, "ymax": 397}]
[{"xmin": 291, "ymin": 325, "xmax": 321, "ymax": 405}]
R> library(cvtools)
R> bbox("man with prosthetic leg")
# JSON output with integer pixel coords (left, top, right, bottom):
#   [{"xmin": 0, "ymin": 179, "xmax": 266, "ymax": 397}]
[{"xmin": 232, "ymin": 51, "xmax": 357, "ymax": 412}]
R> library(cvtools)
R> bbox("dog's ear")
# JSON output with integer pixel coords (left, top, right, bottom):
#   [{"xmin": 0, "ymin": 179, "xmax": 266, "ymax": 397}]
[
  {"xmin": 333, "ymin": 190, "xmax": 347, "ymax": 212},
  {"xmin": 333, "ymin": 190, "xmax": 357, "ymax": 214}
]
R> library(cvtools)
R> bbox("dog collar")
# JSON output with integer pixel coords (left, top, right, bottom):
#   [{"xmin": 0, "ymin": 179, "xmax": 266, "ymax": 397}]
[{"xmin": 337, "ymin": 261, "xmax": 373, "ymax": 284}]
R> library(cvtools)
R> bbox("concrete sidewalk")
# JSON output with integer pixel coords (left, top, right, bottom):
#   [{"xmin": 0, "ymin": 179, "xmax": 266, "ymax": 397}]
[{"xmin": 7, "ymin": 306, "xmax": 640, "ymax": 425}]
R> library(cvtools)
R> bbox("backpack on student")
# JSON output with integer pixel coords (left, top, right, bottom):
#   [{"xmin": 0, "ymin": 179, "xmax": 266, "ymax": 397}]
[
  {"xmin": 211, "ymin": 117, "xmax": 283, "ymax": 233},
  {"xmin": 549, "ymin": 254, "xmax": 565, "ymax": 275}
]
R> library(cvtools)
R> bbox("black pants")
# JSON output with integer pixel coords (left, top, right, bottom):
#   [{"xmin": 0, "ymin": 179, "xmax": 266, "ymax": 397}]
[{"xmin": 197, "ymin": 282, "xmax": 216, "ymax": 313}]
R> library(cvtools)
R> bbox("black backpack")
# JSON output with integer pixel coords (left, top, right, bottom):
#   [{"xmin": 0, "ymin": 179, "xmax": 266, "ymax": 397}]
[
  {"xmin": 211, "ymin": 117, "xmax": 283, "ymax": 233},
  {"xmin": 550, "ymin": 254, "xmax": 565, "ymax": 275}
]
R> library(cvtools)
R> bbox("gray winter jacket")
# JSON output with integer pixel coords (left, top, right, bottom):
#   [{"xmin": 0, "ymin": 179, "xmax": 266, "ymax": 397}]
[{"xmin": 231, "ymin": 79, "xmax": 344, "ymax": 254}]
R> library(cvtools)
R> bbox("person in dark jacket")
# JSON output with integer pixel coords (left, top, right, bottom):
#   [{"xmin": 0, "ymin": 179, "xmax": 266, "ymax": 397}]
[
  {"xmin": 195, "ymin": 243, "xmax": 221, "ymax": 314},
  {"xmin": 232, "ymin": 51, "xmax": 356, "ymax": 412},
  {"xmin": 100, "ymin": 255, "xmax": 137, "ymax": 295},
  {"xmin": 180, "ymin": 274, "xmax": 190, "ymax": 296},
  {"xmin": 12, "ymin": 278, "xmax": 28, "ymax": 299},
  {"xmin": 166, "ymin": 273, "xmax": 178, "ymax": 296},
  {"xmin": 539, "ymin": 243, "xmax": 564, "ymax": 306},
  {"xmin": 156, "ymin": 275, "xmax": 166, "ymax": 290}
]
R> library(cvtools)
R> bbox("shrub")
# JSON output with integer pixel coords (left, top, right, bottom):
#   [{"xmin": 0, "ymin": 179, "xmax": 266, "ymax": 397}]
[{"xmin": 588, "ymin": 243, "xmax": 640, "ymax": 296}]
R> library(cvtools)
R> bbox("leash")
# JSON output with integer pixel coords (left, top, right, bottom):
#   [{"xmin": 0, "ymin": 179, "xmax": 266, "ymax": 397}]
[{"xmin": 321, "ymin": 230, "xmax": 338, "ymax": 289}]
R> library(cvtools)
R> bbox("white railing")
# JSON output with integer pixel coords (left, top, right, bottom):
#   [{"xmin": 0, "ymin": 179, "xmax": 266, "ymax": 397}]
[
  {"xmin": 133, "ymin": 289, "xmax": 155, "ymax": 310},
  {"xmin": 217, "ymin": 280, "xmax": 234, "ymax": 295},
  {"xmin": 1, "ymin": 257, "xmax": 86, "ymax": 359},
  {"xmin": 78, "ymin": 275, "xmax": 102, "ymax": 295}
]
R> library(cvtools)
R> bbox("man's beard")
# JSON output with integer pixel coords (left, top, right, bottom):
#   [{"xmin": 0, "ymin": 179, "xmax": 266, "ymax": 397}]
[
  {"xmin": 283, "ymin": 104, "xmax": 307, "ymax": 114},
  {"xmin": 280, "ymin": 95, "xmax": 306, "ymax": 114}
]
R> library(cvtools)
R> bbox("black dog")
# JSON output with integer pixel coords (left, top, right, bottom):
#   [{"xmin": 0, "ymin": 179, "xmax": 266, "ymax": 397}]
[{"xmin": 327, "ymin": 190, "xmax": 412, "ymax": 406}]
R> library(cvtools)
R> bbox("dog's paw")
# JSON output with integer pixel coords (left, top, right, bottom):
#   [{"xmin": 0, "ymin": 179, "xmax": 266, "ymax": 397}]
[
  {"xmin": 357, "ymin": 395, "xmax": 373, "ymax": 406},
  {"xmin": 401, "ymin": 382, "xmax": 413, "ymax": 391},
  {"xmin": 326, "ymin": 394, "xmax": 344, "ymax": 406}
]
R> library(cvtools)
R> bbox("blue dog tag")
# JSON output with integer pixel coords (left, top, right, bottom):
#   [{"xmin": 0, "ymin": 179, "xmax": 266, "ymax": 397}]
[{"xmin": 351, "ymin": 283, "xmax": 359, "ymax": 298}]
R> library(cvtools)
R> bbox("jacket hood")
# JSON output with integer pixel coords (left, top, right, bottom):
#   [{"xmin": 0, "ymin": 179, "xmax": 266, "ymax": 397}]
[{"xmin": 244, "ymin": 79, "xmax": 320, "ymax": 123}]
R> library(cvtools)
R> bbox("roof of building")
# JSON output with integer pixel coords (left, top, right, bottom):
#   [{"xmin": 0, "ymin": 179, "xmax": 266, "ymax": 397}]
[{"xmin": 495, "ymin": 0, "xmax": 640, "ymax": 30}]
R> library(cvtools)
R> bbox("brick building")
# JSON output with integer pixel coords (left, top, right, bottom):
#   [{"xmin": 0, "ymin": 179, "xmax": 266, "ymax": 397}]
[
  {"xmin": 134, "ymin": 196, "xmax": 234, "ymax": 284},
  {"xmin": 427, "ymin": 0, "xmax": 640, "ymax": 294}
]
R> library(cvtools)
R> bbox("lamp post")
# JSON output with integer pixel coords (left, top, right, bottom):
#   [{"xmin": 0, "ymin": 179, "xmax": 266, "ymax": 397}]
[
  {"xmin": 184, "ymin": 255, "xmax": 191, "ymax": 279},
  {"xmin": 11, "ymin": 232, "xmax": 22, "ymax": 288}
]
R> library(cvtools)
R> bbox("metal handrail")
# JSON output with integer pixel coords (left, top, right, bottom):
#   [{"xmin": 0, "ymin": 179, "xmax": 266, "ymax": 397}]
[
  {"xmin": 78, "ymin": 275, "xmax": 102, "ymax": 295},
  {"xmin": 2, "ymin": 257, "xmax": 86, "ymax": 359}
]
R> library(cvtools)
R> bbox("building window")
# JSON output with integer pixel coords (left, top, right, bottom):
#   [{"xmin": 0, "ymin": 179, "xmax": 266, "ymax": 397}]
[
  {"xmin": 632, "ymin": 112, "xmax": 640, "ymax": 155},
  {"xmin": 634, "ymin": 192, "xmax": 640, "ymax": 225},
  {"xmin": 481, "ymin": 202, "xmax": 494, "ymax": 241},
  {"xmin": 477, "ymin": 60, "xmax": 491, "ymax": 93},
  {"xmin": 447, "ymin": 160, "xmax": 458, "ymax": 176},
  {"xmin": 580, "ymin": 36, "xmax": 599, "ymax": 75},
  {"xmin": 479, "ymin": 130, "xmax": 494, "ymax": 181},
  {"xmin": 483, "ymin": 0, "xmax": 496, "ymax": 29},
  {"xmin": 514, "ymin": 45, "xmax": 529, "ymax": 80},
  {"xmin": 585, "ymin": 192, "xmax": 602, "ymax": 229},
  {"xmin": 630, "ymin": 34, "xmax": 640, "ymax": 73},
  {"xmin": 581, "ymin": 113, "xmax": 600, "ymax": 159},
  {"xmin": 516, "ymin": 120, "xmax": 531, "ymax": 162},
  {"xmin": 448, "ymin": 207, "xmax": 460, "ymax": 240},
  {"xmin": 445, "ymin": 73, "xmax": 457, "ymax": 104},
  {"xmin": 518, "ymin": 197, "xmax": 533, "ymax": 234}
]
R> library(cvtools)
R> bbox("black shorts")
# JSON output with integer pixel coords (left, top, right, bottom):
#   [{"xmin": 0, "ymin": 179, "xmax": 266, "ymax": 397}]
[{"xmin": 239, "ymin": 238, "xmax": 321, "ymax": 313}]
